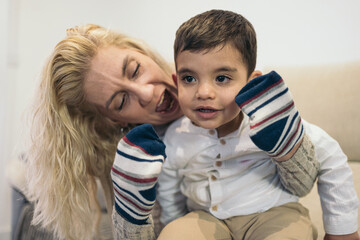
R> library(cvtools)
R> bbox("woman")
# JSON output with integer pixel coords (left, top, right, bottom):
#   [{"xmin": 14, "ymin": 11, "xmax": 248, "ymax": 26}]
[{"xmin": 26, "ymin": 24, "xmax": 318, "ymax": 240}]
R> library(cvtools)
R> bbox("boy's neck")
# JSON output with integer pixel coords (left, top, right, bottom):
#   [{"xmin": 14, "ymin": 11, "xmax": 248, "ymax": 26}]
[{"xmin": 216, "ymin": 112, "xmax": 243, "ymax": 138}]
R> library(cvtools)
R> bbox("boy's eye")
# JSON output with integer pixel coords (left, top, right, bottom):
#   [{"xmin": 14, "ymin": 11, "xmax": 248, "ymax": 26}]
[
  {"xmin": 216, "ymin": 75, "xmax": 230, "ymax": 83},
  {"xmin": 182, "ymin": 75, "xmax": 196, "ymax": 83}
]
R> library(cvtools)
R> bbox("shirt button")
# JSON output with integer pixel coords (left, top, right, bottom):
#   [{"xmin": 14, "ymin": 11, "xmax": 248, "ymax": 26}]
[
  {"xmin": 220, "ymin": 139, "xmax": 226, "ymax": 145},
  {"xmin": 212, "ymin": 205, "xmax": 218, "ymax": 211},
  {"xmin": 215, "ymin": 161, "xmax": 222, "ymax": 167},
  {"xmin": 209, "ymin": 129, "xmax": 216, "ymax": 135},
  {"xmin": 211, "ymin": 175, "xmax": 217, "ymax": 181},
  {"xmin": 216, "ymin": 153, "xmax": 221, "ymax": 159}
]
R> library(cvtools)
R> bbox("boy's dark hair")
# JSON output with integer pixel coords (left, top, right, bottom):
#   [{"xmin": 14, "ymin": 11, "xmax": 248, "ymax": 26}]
[{"xmin": 174, "ymin": 9, "xmax": 257, "ymax": 76}]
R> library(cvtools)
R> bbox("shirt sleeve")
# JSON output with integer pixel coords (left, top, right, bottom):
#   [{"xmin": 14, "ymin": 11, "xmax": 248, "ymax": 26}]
[
  {"xmin": 306, "ymin": 122, "xmax": 359, "ymax": 235},
  {"xmin": 274, "ymin": 134, "xmax": 320, "ymax": 197}
]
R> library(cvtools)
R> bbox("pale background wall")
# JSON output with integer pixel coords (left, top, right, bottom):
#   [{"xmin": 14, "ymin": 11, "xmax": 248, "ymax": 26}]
[{"xmin": 1, "ymin": 0, "xmax": 360, "ymax": 238}]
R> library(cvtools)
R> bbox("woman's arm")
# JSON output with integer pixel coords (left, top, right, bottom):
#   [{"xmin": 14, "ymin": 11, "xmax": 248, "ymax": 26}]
[
  {"xmin": 112, "ymin": 208, "xmax": 156, "ymax": 240},
  {"xmin": 111, "ymin": 124, "xmax": 166, "ymax": 239}
]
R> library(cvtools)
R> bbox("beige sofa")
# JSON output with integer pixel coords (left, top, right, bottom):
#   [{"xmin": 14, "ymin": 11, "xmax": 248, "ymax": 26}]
[{"xmin": 264, "ymin": 61, "xmax": 360, "ymax": 239}]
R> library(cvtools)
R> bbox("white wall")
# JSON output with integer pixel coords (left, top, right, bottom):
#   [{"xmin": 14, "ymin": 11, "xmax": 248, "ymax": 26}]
[
  {"xmin": 1, "ymin": 0, "xmax": 360, "ymax": 237},
  {"xmin": 0, "ymin": 0, "xmax": 11, "ymax": 238}
]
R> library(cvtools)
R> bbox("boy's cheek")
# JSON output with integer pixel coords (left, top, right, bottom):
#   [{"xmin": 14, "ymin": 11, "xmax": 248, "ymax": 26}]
[
  {"xmin": 178, "ymin": 93, "xmax": 189, "ymax": 106},
  {"xmin": 177, "ymin": 85, "xmax": 188, "ymax": 96}
]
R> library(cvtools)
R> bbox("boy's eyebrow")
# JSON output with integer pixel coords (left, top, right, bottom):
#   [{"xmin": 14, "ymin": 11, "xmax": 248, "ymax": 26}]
[
  {"xmin": 177, "ymin": 67, "xmax": 195, "ymax": 75},
  {"xmin": 177, "ymin": 66, "xmax": 238, "ymax": 75},
  {"xmin": 214, "ymin": 67, "xmax": 238, "ymax": 72}
]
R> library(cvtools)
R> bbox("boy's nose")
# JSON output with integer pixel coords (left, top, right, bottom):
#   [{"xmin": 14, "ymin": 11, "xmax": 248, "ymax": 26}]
[{"xmin": 196, "ymin": 82, "xmax": 215, "ymax": 99}]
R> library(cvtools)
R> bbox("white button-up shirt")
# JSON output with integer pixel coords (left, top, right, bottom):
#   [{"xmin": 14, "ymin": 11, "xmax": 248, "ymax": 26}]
[{"xmin": 158, "ymin": 115, "xmax": 359, "ymax": 235}]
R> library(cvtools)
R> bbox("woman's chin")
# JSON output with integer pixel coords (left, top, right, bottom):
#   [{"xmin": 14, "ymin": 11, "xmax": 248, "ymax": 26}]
[{"xmin": 154, "ymin": 109, "xmax": 183, "ymax": 125}]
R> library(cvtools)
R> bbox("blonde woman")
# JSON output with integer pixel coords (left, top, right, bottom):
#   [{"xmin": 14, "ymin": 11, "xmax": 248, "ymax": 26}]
[
  {"xmin": 26, "ymin": 24, "xmax": 318, "ymax": 240},
  {"xmin": 27, "ymin": 24, "xmax": 181, "ymax": 240}
]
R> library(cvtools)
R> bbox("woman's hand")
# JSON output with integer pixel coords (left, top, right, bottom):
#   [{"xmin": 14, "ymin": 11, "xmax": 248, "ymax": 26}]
[
  {"xmin": 111, "ymin": 124, "xmax": 166, "ymax": 225},
  {"xmin": 235, "ymin": 71, "xmax": 304, "ymax": 160}
]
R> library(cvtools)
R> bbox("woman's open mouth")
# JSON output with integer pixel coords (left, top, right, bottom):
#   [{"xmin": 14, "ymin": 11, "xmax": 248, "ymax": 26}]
[{"xmin": 156, "ymin": 89, "xmax": 178, "ymax": 113}]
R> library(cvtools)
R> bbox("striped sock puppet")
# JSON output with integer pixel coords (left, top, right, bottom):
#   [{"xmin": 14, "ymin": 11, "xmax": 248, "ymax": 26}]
[
  {"xmin": 235, "ymin": 71, "xmax": 304, "ymax": 159},
  {"xmin": 111, "ymin": 124, "xmax": 166, "ymax": 225}
]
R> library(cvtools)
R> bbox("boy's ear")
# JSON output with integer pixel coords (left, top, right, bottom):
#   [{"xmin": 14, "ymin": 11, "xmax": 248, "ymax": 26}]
[
  {"xmin": 172, "ymin": 73, "xmax": 178, "ymax": 87},
  {"xmin": 248, "ymin": 70, "xmax": 262, "ymax": 81}
]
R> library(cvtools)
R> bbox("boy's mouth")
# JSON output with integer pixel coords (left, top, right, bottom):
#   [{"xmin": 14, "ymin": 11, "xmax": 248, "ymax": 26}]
[
  {"xmin": 196, "ymin": 108, "xmax": 217, "ymax": 113},
  {"xmin": 156, "ymin": 89, "xmax": 176, "ymax": 113},
  {"xmin": 195, "ymin": 106, "xmax": 218, "ymax": 112},
  {"xmin": 194, "ymin": 106, "xmax": 219, "ymax": 119}
]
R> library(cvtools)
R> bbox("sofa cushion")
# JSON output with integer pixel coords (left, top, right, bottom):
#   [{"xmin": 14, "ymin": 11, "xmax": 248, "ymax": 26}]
[{"xmin": 265, "ymin": 61, "xmax": 360, "ymax": 161}]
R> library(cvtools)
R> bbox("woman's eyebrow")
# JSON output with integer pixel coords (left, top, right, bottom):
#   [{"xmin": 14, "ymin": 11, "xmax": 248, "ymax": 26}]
[
  {"xmin": 105, "ymin": 55, "xmax": 135, "ymax": 109},
  {"xmin": 122, "ymin": 55, "xmax": 137, "ymax": 77},
  {"xmin": 122, "ymin": 55, "xmax": 129, "ymax": 77},
  {"xmin": 105, "ymin": 55, "xmax": 130, "ymax": 109}
]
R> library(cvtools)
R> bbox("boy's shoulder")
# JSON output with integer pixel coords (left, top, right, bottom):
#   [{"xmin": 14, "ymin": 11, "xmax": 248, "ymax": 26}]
[
  {"xmin": 165, "ymin": 116, "xmax": 195, "ymax": 142},
  {"xmin": 303, "ymin": 120, "xmax": 347, "ymax": 160},
  {"xmin": 303, "ymin": 120, "xmax": 336, "ymax": 144},
  {"xmin": 163, "ymin": 116, "xmax": 204, "ymax": 163},
  {"xmin": 164, "ymin": 116, "xmax": 210, "ymax": 145}
]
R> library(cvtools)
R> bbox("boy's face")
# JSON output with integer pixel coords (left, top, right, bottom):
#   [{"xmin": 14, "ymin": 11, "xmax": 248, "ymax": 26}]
[{"xmin": 175, "ymin": 43, "xmax": 261, "ymax": 137}]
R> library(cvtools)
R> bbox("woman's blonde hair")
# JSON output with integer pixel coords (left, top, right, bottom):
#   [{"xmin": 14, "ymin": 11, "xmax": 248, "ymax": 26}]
[{"xmin": 26, "ymin": 24, "xmax": 173, "ymax": 240}]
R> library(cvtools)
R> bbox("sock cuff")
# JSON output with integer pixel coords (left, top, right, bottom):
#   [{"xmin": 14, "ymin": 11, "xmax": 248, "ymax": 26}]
[
  {"xmin": 235, "ymin": 71, "xmax": 283, "ymax": 113},
  {"xmin": 124, "ymin": 123, "xmax": 166, "ymax": 158}
]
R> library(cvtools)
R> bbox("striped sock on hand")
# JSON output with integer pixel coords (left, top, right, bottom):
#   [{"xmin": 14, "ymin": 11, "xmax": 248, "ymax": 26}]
[
  {"xmin": 111, "ymin": 124, "xmax": 166, "ymax": 225},
  {"xmin": 235, "ymin": 71, "xmax": 304, "ymax": 159}
]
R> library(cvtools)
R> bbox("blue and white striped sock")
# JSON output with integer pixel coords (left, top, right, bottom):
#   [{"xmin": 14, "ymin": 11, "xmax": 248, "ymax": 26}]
[
  {"xmin": 111, "ymin": 124, "xmax": 166, "ymax": 225},
  {"xmin": 235, "ymin": 71, "xmax": 304, "ymax": 159}
]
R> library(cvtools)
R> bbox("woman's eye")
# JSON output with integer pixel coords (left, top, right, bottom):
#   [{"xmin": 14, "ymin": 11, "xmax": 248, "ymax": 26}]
[
  {"xmin": 216, "ymin": 75, "xmax": 230, "ymax": 83},
  {"xmin": 118, "ymin": 94, "xmax": 127, "ymax": 111},
  {"xmin": 132, "ymin": 63, "xmax": 140, "ymax": 78},
  {"xmin": 182, "ymin": 75, "xmax": 196, "ymax": 83}
]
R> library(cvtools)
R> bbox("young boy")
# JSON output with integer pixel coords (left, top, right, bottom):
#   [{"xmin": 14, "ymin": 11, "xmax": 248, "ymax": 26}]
[
  {"xmin": 154, "ymin": 9, "xmax": 359, "ymax": 239},
  {"xmin": 111, "ymin": 10, "xmax": 358, "ymax": 240}
]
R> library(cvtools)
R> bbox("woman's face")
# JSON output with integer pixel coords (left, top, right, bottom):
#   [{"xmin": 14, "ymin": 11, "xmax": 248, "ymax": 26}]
[{"xmin": 84, "ymin": 46, "xmax": 183, "ymax": 126}]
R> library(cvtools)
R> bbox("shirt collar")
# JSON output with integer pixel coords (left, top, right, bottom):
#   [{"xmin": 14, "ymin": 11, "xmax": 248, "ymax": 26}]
[{"xmin": 182, "ymin": 112, "xmax": 250, "ymax": 139}]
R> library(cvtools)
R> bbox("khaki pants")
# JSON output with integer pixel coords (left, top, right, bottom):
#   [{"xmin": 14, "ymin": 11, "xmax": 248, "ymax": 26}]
[{"xmin": 158, "ymin": 202, "xmax": 318, "ymax": 240}]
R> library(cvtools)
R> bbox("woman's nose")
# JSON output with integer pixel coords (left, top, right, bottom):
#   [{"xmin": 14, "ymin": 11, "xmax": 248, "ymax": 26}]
[
  {"xmin": 196, "ymin": 82, "xmax": 215, "ymax": 100},
  {"xmin": 135, "ymin": 83, "xmax": 155, "ymax": 106}
]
